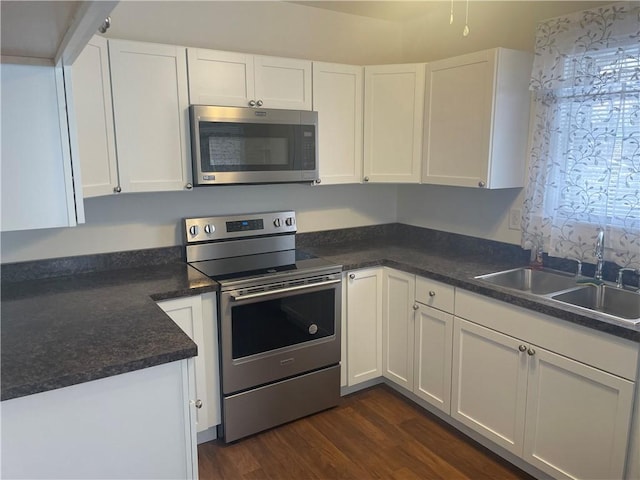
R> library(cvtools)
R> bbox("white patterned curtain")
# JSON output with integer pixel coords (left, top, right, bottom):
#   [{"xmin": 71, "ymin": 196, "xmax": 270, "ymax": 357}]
[{"xmin": 522, "ymin": 2, "xmax": 640, "ymax": 269}]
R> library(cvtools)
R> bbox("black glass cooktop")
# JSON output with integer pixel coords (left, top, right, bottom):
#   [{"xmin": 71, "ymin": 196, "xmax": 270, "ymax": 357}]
[{"xmin": 188, "ymin": 250, "xmax": 340, "ymax": 284}]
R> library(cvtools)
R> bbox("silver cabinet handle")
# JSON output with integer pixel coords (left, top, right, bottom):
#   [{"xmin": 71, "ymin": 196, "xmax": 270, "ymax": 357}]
[
  {"xmin": 413, "ymin": 304, "xmax": 419, "ymax": 310},
  {"xmin": 363, "ymin": 176, "xmax": 370, "ymax": 182},
  {"xmin": 478, "ymin": 180, "xmax": 486, "ymax": 188},
  {"xmin": 113, "ymin": 186, "xmax": 122, "ymax": 193},
  {"xmin": 195, "ymin": 399, "xmax": 203, "ymax": 409},
  {"xmin": 518, "ymin": 344, "xmax": 527, "ymax": 352},
  {"xmin": 256, "ymin": 100, "xmax": 264, "ymax": 107},
  {"xmin": 185, "ymin": 183, "xmax": 193, "ymax": 190},
  {"xmin": 248, "ymin": 100, "xmax": 256, "ymax": 107},
  {"xmin": 527, "ymin": 347, "xmax": 536, "ymax": 356},
  {"xmin": 429, "ymin": 290, "xmax": 436, "ymax": 297},
  {"xmin": 349, "ymin": 273, "xmax": 356, "ymax": 280}
]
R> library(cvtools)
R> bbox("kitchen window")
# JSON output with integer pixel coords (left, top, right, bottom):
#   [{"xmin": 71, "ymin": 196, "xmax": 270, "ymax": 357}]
[{"xmin": 522, "ymin": 2, "xmax": 640, "ymax": 269}]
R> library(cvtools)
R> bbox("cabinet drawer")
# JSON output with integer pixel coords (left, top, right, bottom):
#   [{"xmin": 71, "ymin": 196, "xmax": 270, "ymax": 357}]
[{"xmin": 415, "ymin": 277, "xmax": 454, "ymax": 313}]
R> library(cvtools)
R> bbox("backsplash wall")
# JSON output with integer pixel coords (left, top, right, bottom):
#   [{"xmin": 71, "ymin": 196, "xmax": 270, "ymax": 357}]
[{"xmin": 0, "ymin": 184, "xmax": 398, "ymax": 263}]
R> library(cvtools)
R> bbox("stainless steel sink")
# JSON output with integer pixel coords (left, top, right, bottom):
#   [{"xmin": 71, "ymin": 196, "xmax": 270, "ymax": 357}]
[
  {"xmin": 475, "ymin": 267, "xmax": 578, "ymax": 295},
  {"xmin": 552, "ymin": 285, "xmax": 640, "ymax": 322}
]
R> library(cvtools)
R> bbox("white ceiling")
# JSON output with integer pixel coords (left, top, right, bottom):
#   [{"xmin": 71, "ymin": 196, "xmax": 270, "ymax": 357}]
[
  {"xmin": 291, "ymin": 0, "xmax": 613, "ymax": 22},
  {"xmin": 0, "ymin": 1, "xmax": 81, "ymax": 59}
]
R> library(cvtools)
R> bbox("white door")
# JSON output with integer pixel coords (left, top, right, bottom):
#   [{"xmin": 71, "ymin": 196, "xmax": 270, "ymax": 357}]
[
  {"xmin": 363, "ymin": 64, "xmax": 424, "ymax": 183},
  {"xmin": 523, "ymin": 347, "xmax": 635, "ymax": 480},
  {"xmin": 414, "ymin": 305, "xmax": 453, "ymax": 414},
  {"xmin": 382, "ymin": 268, "xmax": 415, "ymax": 390},
  {"xmin": 158, "ymin": 296, "xmax": 209, "ymax": 433},
  {"xmin": 346, "ymin": 268, "xmax": 383, "ymax": 386},
  {"xmin": 109, "ymin": 40, "xmax": 192, "ymax": 192},
  {"xmin": 254, "ymin": 55, "xmax": 312, "ymax": 110},
  {"xmin": 186, "ymin": 48, "xmax": 254, "ymax": 107},
  {"xmin": 422, "ymin": 49, "xmax": 494, "ymax": 188},
  {"xmin": 451, "ymin": 317, "xmax": 528, "ymax": 456},
  {"xmin": 70, "ymin": 35, "xmax": 118, "ymax": 197},
  {"xmin": 312, "ymin": 62, "xmax": 363, "ymax": 185}
]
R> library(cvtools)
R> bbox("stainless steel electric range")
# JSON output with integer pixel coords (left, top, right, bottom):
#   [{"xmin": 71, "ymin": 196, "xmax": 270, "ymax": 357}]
[{"xmin": 184, "ymin": 211, "xmax": 342, "ymax": 442}]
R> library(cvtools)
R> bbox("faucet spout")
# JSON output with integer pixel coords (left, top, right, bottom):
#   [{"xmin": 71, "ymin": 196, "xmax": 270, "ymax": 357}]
[{"xmin": 594, "ymin": 229, "xmax": 605, "ymax": 281}]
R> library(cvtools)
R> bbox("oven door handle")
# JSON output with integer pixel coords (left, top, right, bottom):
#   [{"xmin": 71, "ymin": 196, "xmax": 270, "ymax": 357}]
[{"xmin": 230, "ymin": 278, "xmax": 341, "ymax": 302}]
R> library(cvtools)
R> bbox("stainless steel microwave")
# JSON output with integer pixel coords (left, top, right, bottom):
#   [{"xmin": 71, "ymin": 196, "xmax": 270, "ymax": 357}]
[{"xmin": 189, "ymin": 105, "xmax": 318, "ymax": 186}]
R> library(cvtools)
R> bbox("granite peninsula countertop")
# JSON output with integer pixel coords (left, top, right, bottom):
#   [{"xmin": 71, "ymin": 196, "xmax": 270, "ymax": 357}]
[
  {"xmin": 1, "ymin": 263, "xmax": 217, "ymax": 401},
  {"xmin": 2, "ymin": 231, "xmax": 638, "ymax": 402}
]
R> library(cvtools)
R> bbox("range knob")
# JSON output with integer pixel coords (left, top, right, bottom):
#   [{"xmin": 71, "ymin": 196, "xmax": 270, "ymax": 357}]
[
  {"xmin": 285, "ymin": 217, "xmax": 295, "ymax": 227},
  {"xmin": 189, "ymin": 225, "xmax": 199, "ymax": 236},
  {"xmin": 273, "ymin": 218, "xmax": 282, "ymax": 228},
  {"xmin": 204, "ymin": 224, "xmax": 215, "ymax": 235}
]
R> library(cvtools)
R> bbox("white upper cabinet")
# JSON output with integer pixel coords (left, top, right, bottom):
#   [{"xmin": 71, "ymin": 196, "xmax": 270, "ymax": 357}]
[
  {"xmin": 69, "ymin": 36, "xmax": 118, "ymax": 197},
  {"xmin": 1, "ymin": 62, "xmax": 84, "ymax": 232},
  {"xmin": 312, "ymin": 62, "xmax": 363, "ymax": 185},
  {"xmin": 363, "ymin": 63, "xmax": 425, "ymax": 183},
  {"xmin": 109, "ymin": 39, "xmax": 192, "ymax": 193},
  {"xmin": 187, "ymin": 48, "xmax": 312, "ymax": 110},
  {"xmin": 422, "ymin": 48, "xmax": 532, "ymax": 189}
]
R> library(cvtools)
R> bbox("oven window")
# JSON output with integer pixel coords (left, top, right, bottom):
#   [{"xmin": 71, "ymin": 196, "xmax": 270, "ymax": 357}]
[
  {"xmin": 231, "ymin": 289, "xmax": 335, "ymax": 359},
  {"xmin": 199, "ymin": 123, "xmax": 296, "ymax": 172}
]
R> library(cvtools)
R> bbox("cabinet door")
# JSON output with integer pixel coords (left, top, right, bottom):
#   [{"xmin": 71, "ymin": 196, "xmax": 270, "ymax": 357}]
[
  {"xmin": 254, "ymin": 55, "xmax": 312, "ymax": 110},
  {"xmin": 451, "ymin": 317, "xmax": 528, "ymax": 456},
  {"xmin": 312, "ymin": 62, "xmax": 363, "ymax": 185},
  {"xmin": 1, "ymin": 62, "xmax": 82, "ymax": 231},
  {"xmin": 70, "ymin": 35, "xmax": 118, "ymax": 197},
  {"xmin": 414, "ymin": 305, "xmax": 453, "ymax": 414},
  {"xmin": 186, "ymin": 48, "xmax": 254, "ymax": 107},
  {"xmin": 109, "ymin": 40, "xmax": 191, "ymax": 192},
  {"xmin": 422, "ymin": 48, "xmax": 531, "ymax": 189},
  {"xmin": 523, "ymin": 347, "xmax": 635, "ymax": 480},
  {"xmin": 363, "ymin": 64, "xmax": 424, "ymax": 183},
  {"xmin": 382, "ymin": 268, "xmax": 415, "ymax": 390},
  {"xmin": 346, "ymin": 268, "xmax": 383, "ymax": 386},
  {"xmin": 423, "ymin": 50, "xmax": 494, "ymax": 188},
  {"xmin": 158, "ymin": 296, "xmax": 209, "ymax": 433}
]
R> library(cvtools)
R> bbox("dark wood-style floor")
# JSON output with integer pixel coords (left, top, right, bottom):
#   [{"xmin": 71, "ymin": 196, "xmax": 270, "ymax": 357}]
[{"xmin": 198, "ymin": 385, "xmax": 535, "ymax": 479}]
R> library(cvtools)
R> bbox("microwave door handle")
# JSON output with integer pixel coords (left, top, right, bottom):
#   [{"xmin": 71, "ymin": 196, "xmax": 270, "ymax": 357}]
[{"xmin": 230, "ymin": 278, "xmax": 341, "ymax": 302}]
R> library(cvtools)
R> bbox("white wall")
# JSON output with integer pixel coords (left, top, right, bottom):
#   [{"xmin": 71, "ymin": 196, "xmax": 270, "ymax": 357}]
[
  {"xmin": 397, "ymin": 184, "xmax": 524, "ymax": 245},
  {"xmin": 0, "ymin": 184, "xmax": 397, "ymax": 263}
]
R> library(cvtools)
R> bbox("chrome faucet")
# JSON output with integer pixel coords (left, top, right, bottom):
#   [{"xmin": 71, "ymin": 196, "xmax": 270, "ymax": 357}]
[
  {"xmin": 594, "ymin": 229, "xmax": 605, "ymax": 281},
  {"xmin": 616, "ymin": 267, "xmax": 640, "ymax": 290}
]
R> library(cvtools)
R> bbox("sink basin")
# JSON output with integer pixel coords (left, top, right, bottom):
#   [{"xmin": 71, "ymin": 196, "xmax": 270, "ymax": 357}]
[
  {"xmin": 551, "ymin": 285, "xmax": 640, "ymax": 322},
  {"xmin": 475, "ymin": 267, "xmax": 578, "ymax": 295}
]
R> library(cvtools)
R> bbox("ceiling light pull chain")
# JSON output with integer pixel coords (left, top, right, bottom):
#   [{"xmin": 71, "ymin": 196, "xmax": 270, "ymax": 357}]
[{"xmin": 463, "ymin": 0, "xmax": 470, "ymax": 36}]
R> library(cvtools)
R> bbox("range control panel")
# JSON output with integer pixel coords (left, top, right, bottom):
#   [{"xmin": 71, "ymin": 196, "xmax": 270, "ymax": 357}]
[{"xmin": 184, "ymin": 211, "xmax": 296, "ymax": 243}]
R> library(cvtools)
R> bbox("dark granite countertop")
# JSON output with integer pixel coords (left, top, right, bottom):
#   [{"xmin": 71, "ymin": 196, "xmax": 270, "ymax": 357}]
[
  {"xmin": 2, "ymin": 224, "xmax": 638, "ymax": 402},
  {"xmin": 1, "ymin": 262, "xmax": 217, "ymax": 401},
  {"xmin": 300, "ymin": 241, "xmax": 640, "ymax": 343}
]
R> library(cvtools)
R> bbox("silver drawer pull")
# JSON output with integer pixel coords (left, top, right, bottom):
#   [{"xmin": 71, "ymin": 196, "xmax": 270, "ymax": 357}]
[{"xmin": 230, "ymin": 279, "xmax": 341, "ymax": 301}]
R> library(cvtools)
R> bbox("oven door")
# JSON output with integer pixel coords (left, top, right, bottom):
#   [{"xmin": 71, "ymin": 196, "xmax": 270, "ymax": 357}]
[{"xmin": 219, "ymin": 276, "xmax": 341, "ymax": 395}]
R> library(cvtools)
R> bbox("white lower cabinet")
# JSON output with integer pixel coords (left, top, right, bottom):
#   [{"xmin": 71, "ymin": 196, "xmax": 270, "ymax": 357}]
[
  {"xmin": 157, "ymin": 293, "xmax": 220, "ymax": 434},
  {"xmin": 344, "ymin": 269, "xmax": 639, "ymax": 479},
  {"xmin": 453, "ymin": 290, "xmax": 638, "ymax": 480},
  {"xmin": 345, "ymin": 268, "xmax": 383, "ymax": 386},
  {"xmin": 413, "ymin": 277, "xmax": 454, "ymax": 414},
  {"xmin": 382, "ymin": 269, "xmax": 455, "ymax": 415},
  {"xmin": 1, "ymin": 360, "xmax": 198, "ymax": 479},
  {"xmin": 382, "ymin": 268, "xmax": 415, "ymax": 390}
]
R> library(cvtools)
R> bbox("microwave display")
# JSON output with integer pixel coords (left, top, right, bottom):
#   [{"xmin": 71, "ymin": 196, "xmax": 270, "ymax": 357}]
[{"xmin": 201, "ymin": 123, "xmax": 296, "ymax": 171}]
